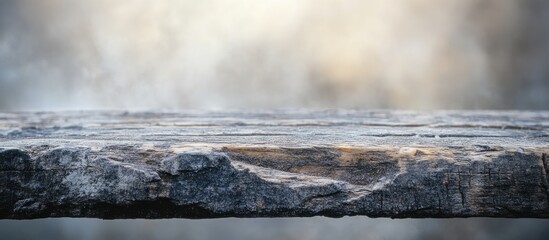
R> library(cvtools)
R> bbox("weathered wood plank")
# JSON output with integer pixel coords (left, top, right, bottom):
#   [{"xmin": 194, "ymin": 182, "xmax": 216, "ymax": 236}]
[{"xmin": 1, "ymin": 110, "xmax": 549, "ymax": 219}]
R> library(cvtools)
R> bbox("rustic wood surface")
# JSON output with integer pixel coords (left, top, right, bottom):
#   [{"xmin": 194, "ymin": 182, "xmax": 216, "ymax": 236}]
[{"xmin": 1, "ymin": 110, "xmax": 549, "ymax": 219}]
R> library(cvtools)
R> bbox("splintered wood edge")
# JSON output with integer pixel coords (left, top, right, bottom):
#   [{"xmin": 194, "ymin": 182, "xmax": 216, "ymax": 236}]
[{"xmin": 1, "ymin": 110, "xmax": 548, "ymax": 219}]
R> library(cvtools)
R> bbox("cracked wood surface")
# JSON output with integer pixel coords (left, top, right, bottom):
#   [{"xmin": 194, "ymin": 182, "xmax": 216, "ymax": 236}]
[{"xmin": 1, "ymin": 110, "xmax": 549, "ymax": 219}]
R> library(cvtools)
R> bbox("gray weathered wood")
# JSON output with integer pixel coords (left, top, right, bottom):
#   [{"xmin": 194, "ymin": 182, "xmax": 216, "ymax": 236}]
[{"xmin": 1, "ymin": 110, "xmax": 549, "ymax": 219}]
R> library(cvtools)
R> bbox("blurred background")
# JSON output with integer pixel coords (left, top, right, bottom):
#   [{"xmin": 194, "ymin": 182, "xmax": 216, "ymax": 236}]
[
  {"xmin": 1, "ymin": 218, "xmax": 549, "ymax": 240},
  {"xmin": 1, "ymin": 0, "xmax": 549, "ymax": 239},
  {"xmin": 1, "ymin": 0, "xmax": 549, "ymax": 111}
]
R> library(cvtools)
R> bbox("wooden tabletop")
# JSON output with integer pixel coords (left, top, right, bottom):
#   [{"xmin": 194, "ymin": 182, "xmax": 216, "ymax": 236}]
[{"xmin": 1, "ymin": 110, "xmax": 549, "ymax": 218}]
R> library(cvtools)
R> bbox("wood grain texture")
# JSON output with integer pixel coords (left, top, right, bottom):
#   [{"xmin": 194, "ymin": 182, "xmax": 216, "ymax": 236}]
[{"xmin": 1, "ymin": 110, "xmax": 549, "ymax": 219}]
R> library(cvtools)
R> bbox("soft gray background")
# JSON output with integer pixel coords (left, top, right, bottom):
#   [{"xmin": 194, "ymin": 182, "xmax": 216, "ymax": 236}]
[
  {"xmin": 1, "ymin": 0, "xmax": 549, "ymax": 111},
  {"xmin": 1, "ymin": 218, "xmax": 549, "ymax": 240},
  {"xmin": 1, "ymin": 1, "xmax": 549, "ymax": 239}
]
